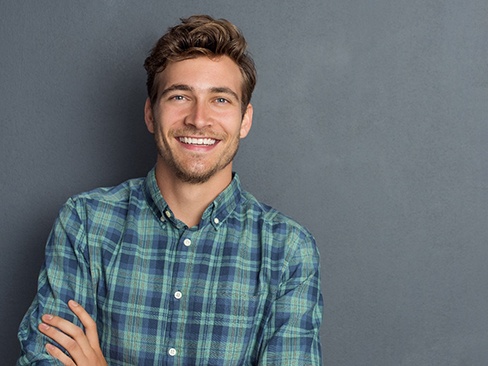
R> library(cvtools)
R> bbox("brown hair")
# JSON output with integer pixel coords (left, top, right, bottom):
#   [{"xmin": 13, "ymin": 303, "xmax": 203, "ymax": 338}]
[{"xmin": 144, "ymin": 15, "xmax": 256, "ymax": 114}]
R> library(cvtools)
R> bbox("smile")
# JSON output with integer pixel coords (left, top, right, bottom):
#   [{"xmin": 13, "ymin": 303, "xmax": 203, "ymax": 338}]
[{"xmin": 178, "ymin": 137, "xmax": 217, "ymax": 146}]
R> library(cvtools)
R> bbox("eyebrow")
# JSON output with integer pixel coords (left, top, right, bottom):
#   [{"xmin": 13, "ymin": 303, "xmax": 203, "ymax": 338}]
[
  {"xmin": 160, "ymin": 84, "xmax": 193, "ymax": 97},
  {"xmin": 160, "ymin": 84, "xmax": 240, "ymax": 102},
  {"xmin": 210, "ymin": 87, "xmax": 240, "ymax": 102}
]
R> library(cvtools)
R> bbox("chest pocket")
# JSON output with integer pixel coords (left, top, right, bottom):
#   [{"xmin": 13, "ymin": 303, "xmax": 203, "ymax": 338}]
[{"xmin": 183, "ymin": 288, "xmax": 268, "ymax": 363}]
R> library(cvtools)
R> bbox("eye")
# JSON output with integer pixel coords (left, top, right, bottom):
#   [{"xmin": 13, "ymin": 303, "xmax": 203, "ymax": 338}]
[
  {"xmin": 215, "ymin": 97, "xmax": 229, "ymax": 104},
  {"xmin": 171, "ymin": 95, "xmax": 185, "ymax": 101}
]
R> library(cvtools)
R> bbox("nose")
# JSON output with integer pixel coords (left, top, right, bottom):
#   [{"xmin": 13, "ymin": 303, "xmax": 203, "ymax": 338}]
[{"xmin": 184, "ymin": 100, "xmax": 212, "ymax": 129}]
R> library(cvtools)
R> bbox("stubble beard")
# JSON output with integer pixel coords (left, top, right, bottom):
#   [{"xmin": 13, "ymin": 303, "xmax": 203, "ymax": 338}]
[{"xmin": 154, "ymin": 129, "xmax": 240, "ymax": 184}]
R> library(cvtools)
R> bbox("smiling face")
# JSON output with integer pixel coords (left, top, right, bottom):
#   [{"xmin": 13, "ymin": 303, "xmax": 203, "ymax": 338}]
[{"xmin": 145, "ymin": 56, "xmax": 253, "ymax": 184}]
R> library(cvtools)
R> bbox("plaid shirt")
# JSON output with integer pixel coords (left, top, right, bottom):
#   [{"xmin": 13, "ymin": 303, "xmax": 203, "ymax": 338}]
[{"xmin": 18, "ymin": 168, "xmax": 323, "ymax": 365}]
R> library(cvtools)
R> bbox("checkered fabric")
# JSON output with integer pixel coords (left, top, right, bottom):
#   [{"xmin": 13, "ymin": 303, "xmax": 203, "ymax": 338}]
[{"xmin": 17, "ymin": 168, "xmax": 323, "ymax": 365}]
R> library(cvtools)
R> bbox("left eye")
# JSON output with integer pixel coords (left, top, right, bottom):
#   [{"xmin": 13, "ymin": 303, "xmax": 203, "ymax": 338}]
[{"xmin": 216, "ymin": 98, "xmax": 228, "ymax": 103}]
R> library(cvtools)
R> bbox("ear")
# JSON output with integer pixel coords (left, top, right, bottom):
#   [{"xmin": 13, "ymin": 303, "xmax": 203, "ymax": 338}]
[
  {"xmin": 144, "ymin": 98, "xmax": 155, "ymax": 134},
  {"xmin": 239, "ymin": 103, "xmax": 253, "ymax": 139}
]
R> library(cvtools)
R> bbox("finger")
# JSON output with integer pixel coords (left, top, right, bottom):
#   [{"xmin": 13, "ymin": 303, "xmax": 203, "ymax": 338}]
[
  {"xmin": 39, "ymin": 320, "xmax": 87, "ymax": 362},
  {"xmin": 41, "ymin": 313, "xmax": 91, "ymax": 347},
  {"xmin": 45, "ymin": 343, "xmax": 76, "ymax": 366},
  {"xmin": 68, "ymin": 300, "xmax": 101, "ymax": 349}
]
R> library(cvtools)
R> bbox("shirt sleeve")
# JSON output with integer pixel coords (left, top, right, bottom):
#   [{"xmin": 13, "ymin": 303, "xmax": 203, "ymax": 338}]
[
  {"xmin": 17, "ymin": 199, "xmax": 96, "ymax": 365},
  {"xmin": 258, "ymin": 230, "xmax": 324, "ymax": 366}
]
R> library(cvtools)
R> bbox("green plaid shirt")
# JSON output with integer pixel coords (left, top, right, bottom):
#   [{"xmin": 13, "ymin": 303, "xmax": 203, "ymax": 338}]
[{"xmin": 18, "ymin": 168, "xmax": 323, "ymax": 365}]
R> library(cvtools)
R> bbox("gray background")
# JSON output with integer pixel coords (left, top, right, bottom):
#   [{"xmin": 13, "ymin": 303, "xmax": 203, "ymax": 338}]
[{"xmin": 1, "ymin": 1, "xmax": 487, "ymax": 365}]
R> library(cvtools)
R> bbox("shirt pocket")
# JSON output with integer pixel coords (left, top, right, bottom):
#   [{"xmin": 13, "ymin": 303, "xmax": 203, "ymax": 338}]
[{"xmin": 186, "ymin": 288, "xmax": 267, "ymax": 363}]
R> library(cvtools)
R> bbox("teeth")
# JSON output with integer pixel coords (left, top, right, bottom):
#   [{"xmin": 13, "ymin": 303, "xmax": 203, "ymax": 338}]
[{"xmin": 179, "ymin": 137, "xmax": 216, "ymax": 146}]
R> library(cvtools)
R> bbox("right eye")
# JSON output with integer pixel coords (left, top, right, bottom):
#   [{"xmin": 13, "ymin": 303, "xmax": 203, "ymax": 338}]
[{"xmin": 171, "ymin": 95, "xmax": 185, "ymax": 101}]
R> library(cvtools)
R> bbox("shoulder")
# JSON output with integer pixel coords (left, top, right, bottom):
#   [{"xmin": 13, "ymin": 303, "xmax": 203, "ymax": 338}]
[
  {"xmin": 64, "ymin": 177, "xmax": 145, "ymax": 211},
  {"xmin": 236, "ymin": 190, "xmax": 321, "ymax": 291},
  {"xmin": 57, "ymin": 177, "xmax": 147, "ymax": 225},
  {"xmin": 241, "ymin": 189, "xmax": 312, "ymax": 232},
  {"xmin": 50, "ymin": 177, "xmax": 148, "ymax": 253},
  {"xmin": 239, "ymin": 189, "xmax": 318, "ymax": 257},
  {"xmin": 69, "ymin": 177, "xmax": 145, "ymax": 206}
]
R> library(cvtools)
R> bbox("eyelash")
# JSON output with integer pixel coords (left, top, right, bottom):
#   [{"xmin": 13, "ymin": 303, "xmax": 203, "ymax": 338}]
[
  {"xmin": 167, "ymin": 95, "xmax": 231, "ymax": 104},
  {"xmin": 171, "ymin": 95, "xmax": 186, "ymax": 101}
]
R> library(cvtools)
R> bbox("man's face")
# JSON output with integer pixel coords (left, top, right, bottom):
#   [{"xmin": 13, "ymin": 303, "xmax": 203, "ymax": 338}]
[{"xmin": 145, "ymin": 56, "xmax": 253, "ymax": 184}]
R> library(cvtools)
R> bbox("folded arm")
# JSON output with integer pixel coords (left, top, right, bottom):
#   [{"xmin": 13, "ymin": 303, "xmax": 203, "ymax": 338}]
[
  {"xmin": 17, "ymin": 199, "xmax": 100, "ymax": 365},
  {"xmin": 39, "ymin": 300, "xmax": 106, "ymax": 366}
]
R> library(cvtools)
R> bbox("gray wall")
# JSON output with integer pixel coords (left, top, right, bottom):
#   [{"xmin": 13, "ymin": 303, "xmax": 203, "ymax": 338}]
[{"xmin": 2, "ymin": 1, "xmax": 487, "ymax": 365}]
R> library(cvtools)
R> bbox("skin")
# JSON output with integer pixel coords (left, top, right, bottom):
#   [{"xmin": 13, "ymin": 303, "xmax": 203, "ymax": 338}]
[
  {"xmin": 39, "ymin": 301, "xmax": 106, "ymax": 366},
  {"xmin": 145, "ymin": 55, "xmax": 253, "ymax": 226},
  {"xmin": 39, "ymin": 55, "xmax": 253, "ymax": 364}
]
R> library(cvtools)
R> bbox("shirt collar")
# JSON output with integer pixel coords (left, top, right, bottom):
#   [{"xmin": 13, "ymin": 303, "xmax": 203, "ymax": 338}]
[{"xmin": 143, "ymin": 167, "xmax": 243, "ymax": 230}]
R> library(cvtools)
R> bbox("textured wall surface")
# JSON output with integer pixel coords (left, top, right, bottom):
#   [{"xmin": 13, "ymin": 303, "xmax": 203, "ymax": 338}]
[{"xmin": 2, "ymin": 1, "xmax": 488, "ymax": 364}]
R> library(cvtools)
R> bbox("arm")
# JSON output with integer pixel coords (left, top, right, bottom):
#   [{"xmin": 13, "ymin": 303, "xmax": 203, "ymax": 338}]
[
  {"xmin": 17, "ymin": 199, "xmax": 99, "ymax": 365},
  {"xmin": 39, "ymin": 300, "xmax": 106, "ymax": 366},
  {"xmin": 258, "ymin": 232, "xmax": 324, "ymax": 366}
]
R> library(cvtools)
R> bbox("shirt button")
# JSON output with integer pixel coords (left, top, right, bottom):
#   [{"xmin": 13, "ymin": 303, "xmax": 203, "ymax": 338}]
[
  {"xmin": 168, "ymin": 348, "xmax": 177, "ymax": 356},
  {"xmin": 213, "ymin": 218, "xmax": 220, "ymax": 224},
  {"xmin": 165, "ymin": 210, "xmax": 172, "ymax": 218},
  {"xmin": 183, "ymin": 238, "xmax": 191, "ymax": 247},
  {"xmin": 174, "ymin": 291, "xmax": 182, "ymax": 299}
]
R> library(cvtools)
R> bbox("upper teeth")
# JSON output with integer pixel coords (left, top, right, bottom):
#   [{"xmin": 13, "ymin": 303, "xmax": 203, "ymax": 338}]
[{"xmin": 179, "ymin": 137, "xmax": 216, "ymax": 145}]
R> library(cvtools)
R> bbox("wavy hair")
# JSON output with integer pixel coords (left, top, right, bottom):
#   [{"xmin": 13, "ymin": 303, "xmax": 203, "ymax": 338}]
[{"xmin": 144, "ymin": 15, "xmax": 256, "ymax": 114}]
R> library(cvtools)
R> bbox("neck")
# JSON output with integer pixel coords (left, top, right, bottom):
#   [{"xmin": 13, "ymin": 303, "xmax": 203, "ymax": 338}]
[{"xmin": 154, "ymin": 161, "xmax": 233, "ymax": 227}]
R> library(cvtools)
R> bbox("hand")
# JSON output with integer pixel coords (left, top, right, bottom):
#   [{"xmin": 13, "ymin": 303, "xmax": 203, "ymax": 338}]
[{"xmin": 39, "ymin": 300, "xmax": 107, "ymax": 366}]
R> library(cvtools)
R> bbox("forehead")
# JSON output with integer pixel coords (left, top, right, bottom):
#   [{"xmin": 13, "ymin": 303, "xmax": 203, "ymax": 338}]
[{"xmin": 155, "ymin": 56, "xmax": 244, "ymax": 98}]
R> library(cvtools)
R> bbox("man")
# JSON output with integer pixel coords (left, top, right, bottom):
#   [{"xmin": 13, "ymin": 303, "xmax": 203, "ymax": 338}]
[{"xmin": 17, "ymin": 15, "xmax": 323, "ymax": 365}]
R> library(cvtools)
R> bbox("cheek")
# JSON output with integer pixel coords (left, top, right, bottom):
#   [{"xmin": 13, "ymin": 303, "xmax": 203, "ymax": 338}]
[
  {"xmin": 151, "ymin": 112, "xmax": 175, "ymax": 133},
  {"xmin": 218, "ymin": 111, "xmax": 244, "ymax": 132}
]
